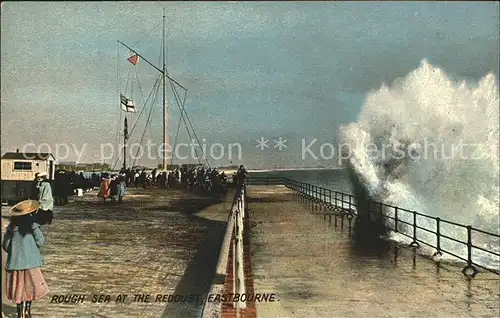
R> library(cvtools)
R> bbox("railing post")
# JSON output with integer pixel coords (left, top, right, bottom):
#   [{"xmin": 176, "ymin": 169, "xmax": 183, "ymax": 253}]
[
  {"xmin": 462, "ymin": 226, "xmax": 478, "ymax": 278},
  {"xmin": 237, "ymin": 206, "xmax": 246, "ymax": 309},
  {"xmin": 232, "ymin": 214, "xmax": 236, "ymax": 308},
  {"xmin": 233, "ymin": 191, "xmax": 247, "ymax": 310},
  {"xmin": 346, "ymin": 195, "xmax": 354, "ymax": 232},
  {"xmin": 299, "ymin": 182, "xmax": 302, "ymax": 200},
  {"xmin": 321, "ymin": 188, "xmax": 324, "ymax": 213},
  {"xmin": 409, "ymin": 211, "xmax": 420, "ymax": 248},
  {"xmin": 433, "ymin": 217, "xmax": 442, "ymax": 257},
  {"xmin": 340, "ymin": 195, "xmax": 344, "ymax": 230},
  {"xmin": 313, "ymin": 184, "xmax": 318, "ymax": 211},
  {"xmin": 394, "ymin": 207, "xmax": 398, "ymax": 233},
  {"xmin": 318, "ymin": 188, "xmax": 326, "ymax": 212},
  {"xmin": 241, "ymin": 189, "xmax": 245, "ymax": 220},
  {"xmin": 233, "ymin": 207, "xmax": 239, "ymax": 310}
]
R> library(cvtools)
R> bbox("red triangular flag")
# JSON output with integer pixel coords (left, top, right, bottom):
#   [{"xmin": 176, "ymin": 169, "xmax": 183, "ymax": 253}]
[{"xmin": 127, "ymin": 55, "xmax": 139, "ymax": 65}]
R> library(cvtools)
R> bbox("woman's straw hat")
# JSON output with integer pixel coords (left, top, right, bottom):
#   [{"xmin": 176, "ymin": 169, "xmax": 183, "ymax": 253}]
[
  {"xmin": 38, "ymin": 172, "xmax": 48, "ymax": 177},
  {"xmin": 9, "ymin": 200, "xmax": 40, "ymax": 216}
]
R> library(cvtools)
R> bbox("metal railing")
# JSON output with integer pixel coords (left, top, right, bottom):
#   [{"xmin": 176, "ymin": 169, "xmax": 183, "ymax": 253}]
[
  {"xmin": 247, "ymin": 176, "xmax": 500, "ymax": 278},
  {"xmin": 201, "ymin": 183, "xmax": 247, "ymax": 318},
  {"xmin": 245, "ymin": 176, "xmax": 283, "ymax": 186},
  {"xmin": 233, "ymin": 184, "xmax": 247, "ymax": 311}
]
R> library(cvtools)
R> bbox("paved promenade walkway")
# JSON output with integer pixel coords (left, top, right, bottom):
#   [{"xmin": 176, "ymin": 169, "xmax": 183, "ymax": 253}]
[
  {"xmin": 2, "ymin": 188, "xmax": 232, "ymax": 318},
  {"xmin": 248, "ymin": 186, "xmax": 500, "ymax": 318}
]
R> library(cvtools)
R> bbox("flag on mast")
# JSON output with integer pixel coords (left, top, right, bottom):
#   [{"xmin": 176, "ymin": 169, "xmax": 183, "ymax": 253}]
[
  {"xmin": 120, "ymin": 94, "xmax": 137, "ymax": 113},
  {"xmin": 127, "ymin": 54, "xmax": 139, "ymax": 65}
]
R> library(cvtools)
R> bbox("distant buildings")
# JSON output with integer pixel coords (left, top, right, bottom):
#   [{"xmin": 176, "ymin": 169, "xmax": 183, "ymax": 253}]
[
  {"xmin": 56, "ymin": 162, "xmax": 111, "ymax": 171},
  {"xmin": 1, "ymin": 149, "xmax": 56, "ymax": 202}
]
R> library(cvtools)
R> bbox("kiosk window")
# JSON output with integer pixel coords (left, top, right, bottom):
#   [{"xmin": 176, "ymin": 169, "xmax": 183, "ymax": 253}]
[{"xmin": 13, "ymin": 162, "xmax": 32, "ymax": 170}]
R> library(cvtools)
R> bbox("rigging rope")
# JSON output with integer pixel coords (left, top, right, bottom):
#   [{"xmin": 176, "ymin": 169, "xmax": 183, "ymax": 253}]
[
  {"xmin": 168, "ymin": 79, "xmax": 203, "ymax": 166},
  {"xmin": 111, "ymin": 70, "xmax": 160, "ymax": 170},
  {"xmin": 169, "ymin": 113, "xmax": 183, "ymax": 168},
  {"xmin": 114, "ymin": 41, "xmax": 122, "ymax": 168},
  {"xmin": 132, "ymin": 75, "xmax": 161, "ymax": 167},
  {"xmin": 128, "ymin": 74, "xmax": 159, "ymax": 141},
  {"xmin": 149, "ymin": 119, "xmax": 159, "ymax": 167},
  {"xmin": 169, "ymin": 78, "xmax": 210, "ymax": 168},
  {"xmin": 132, "ymin": 20, "xmax": 162, "ymax": 48}
]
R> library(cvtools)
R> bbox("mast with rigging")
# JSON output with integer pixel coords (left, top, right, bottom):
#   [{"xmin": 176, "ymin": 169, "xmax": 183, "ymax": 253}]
[
  {"xmin": 162, "ymin": 8, "xmax": 168, "ymax": 172},
  {"xmin": 115, "ymin": 9, "xmax": 209, "ymax": 172}
]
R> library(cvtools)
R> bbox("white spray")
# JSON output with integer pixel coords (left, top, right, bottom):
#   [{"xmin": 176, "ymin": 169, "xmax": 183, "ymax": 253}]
[{"xmin": 339, "ymin": 59, "xmax": 499, "ymax": 268}]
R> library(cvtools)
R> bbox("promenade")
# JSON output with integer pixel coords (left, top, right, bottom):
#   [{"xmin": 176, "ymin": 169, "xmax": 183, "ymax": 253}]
[
  {"xmin": 2, "ymin": 185, "xmax": 499, "ymax": 318},
  {"xmin": 2, "ymin": 188, "xmax": 232, "ymax": 318},
  {"xmin": 247, "ymin": 186, "xmax": 500, "ymax": 318}
]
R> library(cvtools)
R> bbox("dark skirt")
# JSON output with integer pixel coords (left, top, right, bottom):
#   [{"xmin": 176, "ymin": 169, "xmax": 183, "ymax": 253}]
[
  {"xmin": 36, "ymin": 209, "xmax": 53, "ymax": 225},
  {"xmin": 6, "ymin": 268, "xmax": 50, "ymax": 303}
]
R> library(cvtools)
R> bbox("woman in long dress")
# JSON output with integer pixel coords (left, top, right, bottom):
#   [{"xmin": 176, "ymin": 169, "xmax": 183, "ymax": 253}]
[
  {"xmin": 36, "ymin": 172, "xmax": 54, "ymax": 225},
  {"xmin": 109, "ymin": 175, "xmax": 118, "ymax": 202},
  {"xmin": 97, "ymin": 174, "xmax": 111, "ymax": 201},
  {"xmin": 2, "ymin": 200, "xmax": 50, "ymax": 318},
  {"xmin": 117, "ymin": 174, "xmax": 126, "ymax": 202}
]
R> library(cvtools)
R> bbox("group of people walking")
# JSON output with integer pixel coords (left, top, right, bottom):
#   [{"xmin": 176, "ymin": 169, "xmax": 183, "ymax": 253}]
[
  {"xmin": 3, "ymin": 173, "xmax": 55, "ymax": 317},
  {"xmin": 175, "ymin": 166, "xmax": 228, "ymax": 194},
  {"xmin": 96, "ymin": 165, "xmax": 242, "ymax": 197},
  {"xmin": 1, "ymin": 165, "xmax": 249, "ymax": 318},
  {"xmin": 97, "ymin": 173, "xmax": 126, "ymax": 202}
]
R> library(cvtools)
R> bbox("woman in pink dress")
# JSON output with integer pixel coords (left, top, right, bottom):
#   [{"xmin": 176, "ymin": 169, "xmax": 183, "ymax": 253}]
[
  {"xmin": 3, "ymin": 200, "xmax": 50, "ymax": 318},
  {"xmin": 97, "ymin": 174, "xmax": 111, "ymax": 201}
]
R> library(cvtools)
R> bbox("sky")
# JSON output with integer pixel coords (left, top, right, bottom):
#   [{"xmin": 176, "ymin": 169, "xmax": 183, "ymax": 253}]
[{"xmin": 1, "ymin": 1, "xmax": 499, "ymax": 169}]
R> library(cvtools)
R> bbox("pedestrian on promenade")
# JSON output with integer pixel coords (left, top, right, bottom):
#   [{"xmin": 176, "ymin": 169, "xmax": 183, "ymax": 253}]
[
  {"xmin": 134, "ymin": 170, "xmax": 140, "ymax": 188},
  {"xmin": 54, "ymin": 170, "xmax": 69, "ymax": 206},
  {"xmin": 152, "ymin": 168, "xmax": 157, "ymax": 185},
  {"xmin": 158, "ymin": 171, "xmax": 167, "ymax": 188},
  {"xmin": 36, "ymin": 172, "xmax": 54, "ymax": 225},
  {"xmin": 234, "ymin": 165, "xmax": 247, "ymax": 188},
  {"xmin": 109, "ymin": 175, "xmax": 118, "ymax": 202},
  {"xmin": 97, "ymin": 174, "xmax": 111, "ymax": 201},
  {"xmin": 29, "ymin": 173, "xmax": 39, "ymax": 200},
  {"xmin": 116, "ymin": 174, "xmax": 126, "ymax": 202},
  {"xmin": 140, "ymin": 169, "xmax": 147, "ymax": 188},
  {"xmin": 2, "ymin": 200, "xmax": 50, "ymax": 318}
]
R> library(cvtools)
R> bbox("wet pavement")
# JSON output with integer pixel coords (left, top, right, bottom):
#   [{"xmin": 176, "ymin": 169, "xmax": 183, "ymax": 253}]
[
  {"xmin": 247, "ymin": 186, "xmax": 500, "ymax": 318},
  {"xmin": 2, "ymin": 187, "xmax": 233, "ymax": 318}
]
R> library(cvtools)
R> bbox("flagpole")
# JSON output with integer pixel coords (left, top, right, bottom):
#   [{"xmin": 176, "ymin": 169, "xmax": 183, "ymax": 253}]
[
  {"xmin": 123, "ymin": 117, "xmax": 128, "ymax": 171},
  {"xmin": 162, "ymin": 8, "xmax": 168, "ymax": 172}
]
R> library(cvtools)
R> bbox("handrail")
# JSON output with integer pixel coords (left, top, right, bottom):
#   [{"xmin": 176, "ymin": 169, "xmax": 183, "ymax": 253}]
[
  {"xmin": 233, "ymin": 184, "xmax": 247, "ymax": 310},
  {"xmin": 247, "ymin": 176, "xmax": 500, "ymax": 278},
  {"xmin": 201, "ymin": 183, "xmax": 247, "ymax": 318}
]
